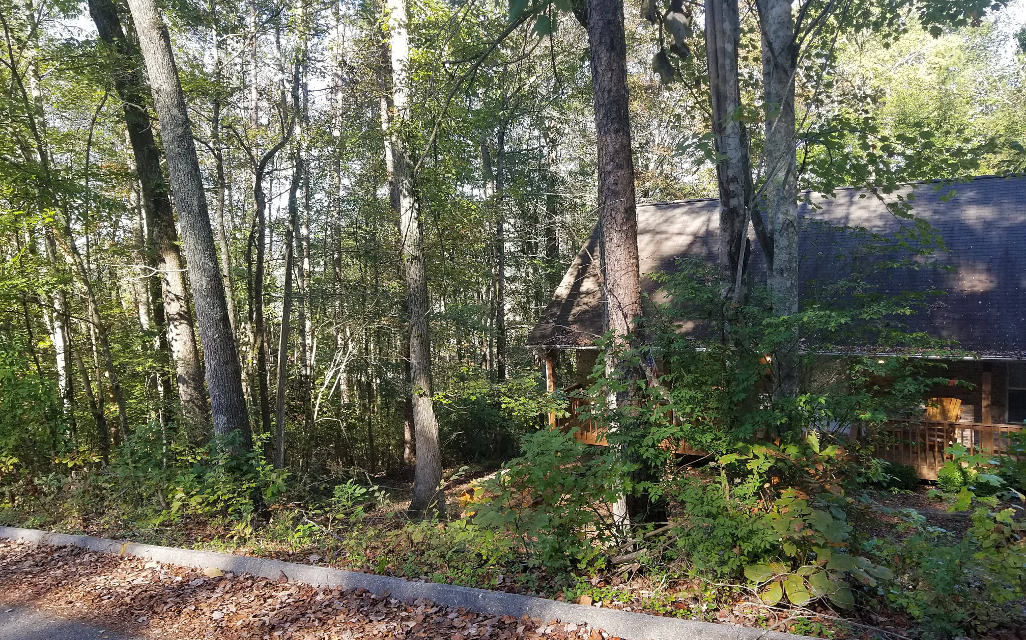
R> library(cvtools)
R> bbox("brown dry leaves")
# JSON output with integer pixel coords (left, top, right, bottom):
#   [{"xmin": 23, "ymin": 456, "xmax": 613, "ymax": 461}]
[{"xmin": 0, "ymin": 541, "xmax": 617, "ymax": 640}]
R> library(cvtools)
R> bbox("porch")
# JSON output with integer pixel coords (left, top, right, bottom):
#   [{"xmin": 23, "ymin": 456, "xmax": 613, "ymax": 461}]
[
  {"xmin": 877, "ymin": 420, "xmax": 1023, "ymax": 480},
  {"xmin": 552, "ymin": 394, "xmax": 1023, "ymax": 480}
]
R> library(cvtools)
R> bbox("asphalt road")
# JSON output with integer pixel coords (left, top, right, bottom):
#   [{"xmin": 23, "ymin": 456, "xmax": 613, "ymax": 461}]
[{"xmin": 0, "ymin": 606, "xmax": 139, "ymax": 640}]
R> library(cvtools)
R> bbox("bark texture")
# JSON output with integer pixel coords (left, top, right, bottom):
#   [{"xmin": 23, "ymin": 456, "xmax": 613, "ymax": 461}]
[
  {"xmin": 756, "ymin": 0, "xmax": 799, "ymax": 397},
  {"xmin": 586, "ymin": 0, "xmax": 642, "ymax": 340},
  {"xmin": 585, "ymin": 0, "xmax": 647, "ymax": 525},
  {"xmin": 705, "ymin": 0, "xmax": 757, "ymax": 302},
  {"xmin": 88, "ymin": 0, "xmax": 210, "ymax": 434},
  {"xmin": 385, "ymin": 0, "xmax": 443, "ymax": 514},
  {"xmin": 125, "ymin": 0, "xmax": 252, "ymax": 451}
]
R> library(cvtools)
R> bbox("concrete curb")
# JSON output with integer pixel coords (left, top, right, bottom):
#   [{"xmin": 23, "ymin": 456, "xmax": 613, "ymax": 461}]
[{"xmin": 0, "ymin": 526, "xmax": 812, "ymax": 640}]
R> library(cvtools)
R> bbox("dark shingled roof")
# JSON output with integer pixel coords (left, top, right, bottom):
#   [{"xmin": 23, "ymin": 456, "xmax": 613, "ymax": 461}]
[{"xmin": 527, "ymin": 175, "xmax": 1026, "ymax": 358}]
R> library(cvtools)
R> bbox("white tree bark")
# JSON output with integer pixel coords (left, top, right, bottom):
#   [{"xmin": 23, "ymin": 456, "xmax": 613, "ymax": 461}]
[{"xmin": 756, "ymin": 0, "xmax": 799, "ymax": 398}]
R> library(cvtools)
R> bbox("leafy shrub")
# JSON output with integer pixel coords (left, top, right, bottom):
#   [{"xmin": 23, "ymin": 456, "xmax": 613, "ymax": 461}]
[
  {"xmin": 997, "ymin": 430, "xmax": 1026, "ymax": 493},
  {"xmin": 435, "ymin": 372, "xmax": 566, "ymax": 464},
  {"xmin": 935, "ymin": 443, "xmax": 1004, "ymax": 497},
  {"xmin": 885, "ymin": 462, "xmax": 921, "ymax": 491},
  {"xmin": 474, "ymin": 428, "xmax": 631, "ymax": 572},
  {"xmin": 871, "ymin": 483, "xmax": 1026, "ymax": 638},
  {"xmin": 668, "ymin": 437, "xmax": 892, "ymax": 610}
]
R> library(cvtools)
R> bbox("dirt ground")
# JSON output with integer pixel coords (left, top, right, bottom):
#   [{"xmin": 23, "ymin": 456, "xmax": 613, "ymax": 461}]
[{"xmin": 0, "ymin": 540, "xmax": 614, "ymax": 640}]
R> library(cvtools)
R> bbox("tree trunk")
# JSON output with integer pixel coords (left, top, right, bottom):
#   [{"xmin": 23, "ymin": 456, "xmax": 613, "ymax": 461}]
[
  {"xmin": 274, "ymin": 58, "xmax": 304, "ymax": 470},
  {"xmin": 756, "ymin": 0, "xmax": 799, "ymax": 398},
  {"xmin": 14, "ymin": 0, "xmax": 76, "ymax": 438},
  {"xmin": 252, "ymin": 158, "xmax": 273, "ymax": 439},
  {"xmin": 384, "ymin": 0, "xmax": 443, "ymax": 515},
  {"xmin": 587, "ymin": 0, "xmax": 642, "ymax": 342},
  {"xmin": 75, "ymin": 340, "xmax": 110, "ymax": 465},
  {"xmin": 586, "ymin": 0, "xmax": 648, "ymax": 526},
  {"xmin": 481, "ymin": 131, "xmax": 507, "ymax": 381},
  {"xmin": 125, "ymin": 0, "xmax": 252, "ymax": 453},
  {"xmin": 52, "ymin": 232, "xmax": 129, "ymax": 444},
  {"xmin": 130, "ymin": 186, "xmax": 171, "ymax": 438},
  {"xmin": 88, "ymin": 0, "xmax": 210, "ymax": 435},
  {"xmin": 42, "ymin": 233, "xmax": 76, "ymax": 432},
  {"xmin": 210, "ymin": 10, "xmax": 238, "ymax": 334},
  {"xmin": 705, "ymin": 0, "xmax": 758, "ymax": 304}
]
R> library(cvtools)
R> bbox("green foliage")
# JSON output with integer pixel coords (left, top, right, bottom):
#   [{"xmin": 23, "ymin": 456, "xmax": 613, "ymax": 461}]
[
  {"xmin": 868, "ymin": 478, "xmax": 1026, "ymax": 638},
  {"xmin": 934, "ymin": 443, "xmax": 1005, "ymax": 498},
  {"xmin": 669, "ymin": 440, "xmax": 892, "ymax": 610},
  {"xmin": 996, "ymin": 431, "xmax": 1026, "ymax": 493},
  {"xmin": 434, "ymin": 371, "xmax": 566, "ymax": 464},
  {"xmin": 474, "ymin": 428, "xmax": 631, "ymax": 572}
]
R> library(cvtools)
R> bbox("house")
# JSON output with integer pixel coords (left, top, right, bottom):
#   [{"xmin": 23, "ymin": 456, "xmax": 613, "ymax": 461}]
[{"xmin": 526, "ymin": 175, "xmax": 1026, "ymax": 478}]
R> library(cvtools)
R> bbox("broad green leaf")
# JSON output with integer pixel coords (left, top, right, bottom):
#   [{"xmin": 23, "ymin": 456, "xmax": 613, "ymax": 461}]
[
  {"xmin": 509, "ymin": 0, "xmax": 529, "ymax": 20},
  {"xmin": 807, "ymin": 431, "xmax": 821, "ymax": 453},
  {"xmin": 826, "ymin": 553, "xmax": 856, "ymax": 571},
  {"xmin": 807, "ymin": 570, "xmax": 834, "ymax": 598},
  {"xmin": 830, "ymin": 585, "xmax": 855, "ymax": 609},
  {"xmin": 953, "ymin": 487, "xmax": 973, "ymax": 511},
  {"xmin": 533, "ymin": 15, "xmax": 552, "ymax": 37},
  {"xmin": 759, "ymin": 580, "xmax": 783, "ymax": 606},
  {"xmin": 783, "ymin": 574, "xmax": 812, "ymax": 605},
  {"xmin": 744, "ymin": 563, "xmax": 774, "ymax": 584},
  {"xmin": 652, "ymin": 49, "xmax": 675, "ymax": 85},
  {"xmin": 808, "ymin": 509, "xmax": 833, "ymax": 532}
]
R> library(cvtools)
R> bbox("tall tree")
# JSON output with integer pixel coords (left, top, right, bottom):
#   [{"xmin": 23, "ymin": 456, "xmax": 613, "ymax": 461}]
[
  {"xmin": 705, "ymin": 0, "xmax": 759, "ymax": 305},
  {"xmin": 585, "ymin": 0, "xmax": 642, "ymax": 343},
  {"xmin": 755, "ymin": 0, "xmax": 799, "ymax": 398},
  {"xmin": 124, "ymin": 0, "xmax": 252, "ymax": 451},
  {"xmin": 583, "ymin": 0, "xmax": 646, "ymax": 524},
  {"xmin": 87, "ymin": 0, "xmax": 210, "ymax": 434},
  {"xmin": 274, "ymin": 48, "xmax": 306, "ymax": 469},
  {"xmin": 384, "ymin": 0, "xmax": 443, "ymax": 514}
]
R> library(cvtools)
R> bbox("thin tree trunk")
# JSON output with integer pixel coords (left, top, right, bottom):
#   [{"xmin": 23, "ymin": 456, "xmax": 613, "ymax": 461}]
[
  {"xmin": 253, "ymin": 158, "xmax": 273, "ymax": 439},
  {"xmin": 482, "ymin": 129, "xmax": 508, "ymax": 381},
  {"xmin": 11, "ymin": 0, "xmax": 76, "ymax": 436},
  {"xmin": 88, "ymin": 0, "xmax": 210, "ymax": 435},
  {"xmin": 43, "ymin": 233, "xmax": 76, "ymax": 431},
  {"xmin": 756, "ymin": 0, "xmax": 799, "ymax": 398},
  {"xmin": 52, "ymin": 232, "xmax": 129, "ymax": 443},
  {"xmin": 705, "ymin": 0, "xmax": 757, "ymax": 304},
  {"xmin": 130, "ymin": 184, "xmax": 170, "ymax": 437},
  {"xmin": 75, "ymin": 339, "xmax": 110, "ymax": 465},
  {"xmin": 125, "ymin": 0, "xmax": 252, "ymax": 453},
  {"xmin": 274, "ymin": 58, "xmax": 304, "ymax": 470},
  {"xmin": 384, "ymin": 0, "xmax": 443, "ymax": 514},
  {"xmin": 210, "ymin": 8, "xmax": 237, "ymax": 334}
]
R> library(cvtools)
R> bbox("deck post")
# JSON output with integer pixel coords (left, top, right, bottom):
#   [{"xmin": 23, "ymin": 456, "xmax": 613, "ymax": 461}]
[
  {"xmin": 981, "ymin": 368, "xmax": 992, "ymax": 425},
  {"xmin": 545, "ymin": 349, "xmax": 557, "ymax": 428}
]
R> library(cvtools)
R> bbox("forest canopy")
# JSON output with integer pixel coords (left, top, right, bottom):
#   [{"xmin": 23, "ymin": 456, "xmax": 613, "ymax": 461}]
[{"xmin": 1, "ymin": 0, "xmax": 1025, "ymax": 636}]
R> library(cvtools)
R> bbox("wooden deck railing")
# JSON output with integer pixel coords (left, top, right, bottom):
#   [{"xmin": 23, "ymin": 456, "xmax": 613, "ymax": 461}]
[
  {"xmin": 557, "ymin": 395, "xmax": 705, "ymax": 455},
  {"xmin": 559, "ymin": 396, "xmax": 1022, "ymax": 479},
  {"xmin": 878, "ymin": 421, "xmax": 1023, "ymax": 480}
]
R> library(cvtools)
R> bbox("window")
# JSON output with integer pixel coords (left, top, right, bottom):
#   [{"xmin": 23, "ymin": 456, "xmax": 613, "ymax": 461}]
[{"xmin": 1008, "ymin": 363, "xmax": 1026, "ymax": 424}]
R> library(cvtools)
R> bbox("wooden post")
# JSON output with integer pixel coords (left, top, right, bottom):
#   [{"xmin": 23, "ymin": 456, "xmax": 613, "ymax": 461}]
[
  {"xmin": 545, "ymin": 349, "xmax": 557, "ymax": 428},
  {"xmin": 981, "ymin": 369, "xmax": 992, "ymax": 424}
]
